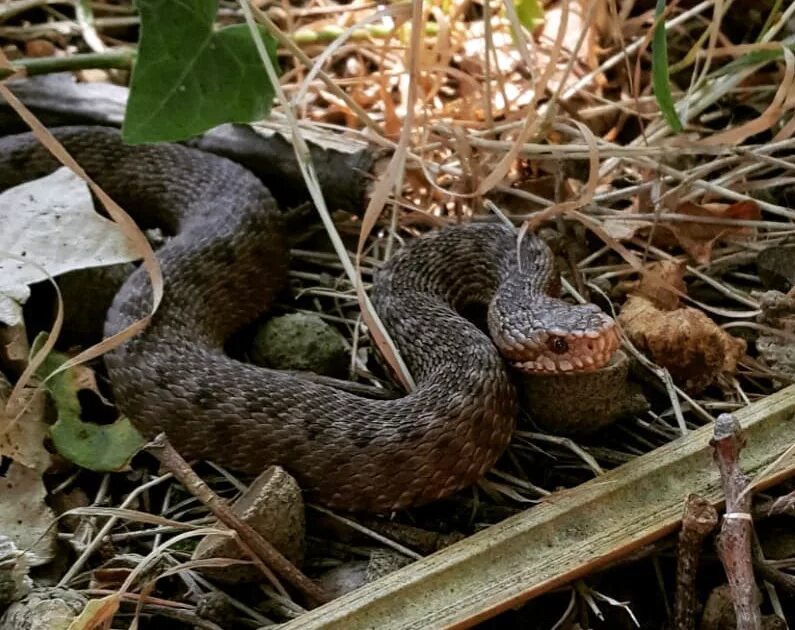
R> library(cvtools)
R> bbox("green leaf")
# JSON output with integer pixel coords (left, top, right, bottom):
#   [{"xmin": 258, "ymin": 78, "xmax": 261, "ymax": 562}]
[
  {"xmin": 651, "ymin": 0, "xmax": 682, "ymax": 132},
  {"xmin": 123, "ymin": 0, "xmax": 279, "ymax": 144},
  {"xmin": 514, "ymin": 0, "xmax": 544, "ymax": 31},
  {"xmin": 33, "ymin": 333, "xmax": 146, "ymax": 471}
]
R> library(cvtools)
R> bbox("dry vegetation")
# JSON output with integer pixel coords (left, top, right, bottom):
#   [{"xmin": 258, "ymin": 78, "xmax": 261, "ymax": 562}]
[{"xmin": 1, "ymin": 0, "xmax": 795, "ymax": 628}]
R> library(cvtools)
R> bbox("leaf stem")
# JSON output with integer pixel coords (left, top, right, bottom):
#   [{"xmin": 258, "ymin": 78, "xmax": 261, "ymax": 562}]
[
  {"xmin": 5, "ymin": 49, "xmax": 135, "ymax": 78},
  {"xmin": 2, "ymin": 17, "xmax": 441, "ymax": 80}
]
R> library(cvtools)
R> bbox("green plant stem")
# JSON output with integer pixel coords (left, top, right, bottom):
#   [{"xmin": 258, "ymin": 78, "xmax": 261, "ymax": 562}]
[
  {"xmin": 1, "ymin": 15, "xmax": 441, "ymax": 80},
  {"xmin": 292, "ymin": 20, "xmax": 438, "ymax": 45},
  {"xmin": 5, "ymin": 49, "xmax": 135, "ymax": 78}
]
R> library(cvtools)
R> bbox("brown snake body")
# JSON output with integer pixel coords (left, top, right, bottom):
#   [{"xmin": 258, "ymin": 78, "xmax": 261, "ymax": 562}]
[{"xmin": 0, "ymin": 127, "xmax": 617, "ymax": 512}]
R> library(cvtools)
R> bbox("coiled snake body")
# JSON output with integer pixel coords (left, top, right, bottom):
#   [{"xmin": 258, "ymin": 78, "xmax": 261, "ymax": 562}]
[{"xmin": 0, "ymin": 127, "xmax": 617, "ymax": 512}]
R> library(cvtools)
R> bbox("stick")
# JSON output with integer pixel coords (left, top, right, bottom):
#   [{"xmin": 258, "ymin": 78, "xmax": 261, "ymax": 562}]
[
  {"xmin": 711, "ymin": 413, "xmax": 762, "ymax": 630},
  {"xmin": 145, "ymin": 433, "xmax": 329, "ymax": 607},
  {"xmin": 673, "ymin": 494, "xmax": 717, "ymax": 630}
]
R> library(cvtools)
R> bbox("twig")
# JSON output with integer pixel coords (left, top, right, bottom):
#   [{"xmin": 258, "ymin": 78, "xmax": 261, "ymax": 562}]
[
  {"xmin": 752, "ymin": 559, "xmax": 795, "ymax": 597},
  {"xmin": 1, "ymin": 50, "xmax": 136, "ymax": 78},
  {"xmin": 710, "ymin": 413, "xmax": 762, "ymax": 630},
  {"xmin": 673, "ymin": 494, "xmax": 718, "ymax": 630},
  {"xmin": 145, "ymin": 433, "xmax": 330, "ymax": 608}
]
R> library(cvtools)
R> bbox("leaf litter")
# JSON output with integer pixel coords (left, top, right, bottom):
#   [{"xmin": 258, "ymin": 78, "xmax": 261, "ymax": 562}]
[{"xmin": 0, "ymin": 0, "xmax": 795, "ymax": 628}]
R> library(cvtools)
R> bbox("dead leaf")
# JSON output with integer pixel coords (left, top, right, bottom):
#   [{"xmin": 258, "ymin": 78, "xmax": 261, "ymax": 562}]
[
  {"xmin": 0, "ymin": 371, "xmax": 56, "ymax": 569},
  {"xmin": 660, "ymin": 200, "xmax": 761, "ymax": 264},
  {"xmin": 459, "ymin": 21, "xmax": 522, "ymax": 78},
  {"xmin": 0, "ymin": 460, "xmax": 58, "ymax": 566},
  {"xmin": 23, "ymin": 39, "xmax": 56, "ymax": 58},
  {"xmin": 0, "ymin": 339, "xmax": 52, "ymax": 472},
  {"xmin": 602, "ymin": 209, "xmax": 649, "ymax": 242},
  {"xmin": 619, "ymin": 294, "xmax": 746, "ymax": 393},
  {"xmin": 0, "ymin": 168, "xmax": 140, "ymax": 325},
  {"xmin": 0, "ymin": 323, "xmax": 30, "ymax": 379},
  {"xmin": 620, "ymin": 260, "xmax": 687, "ymax": 311},
  {"xmin": 0, "ymin": 384, "xmax": 50, "ymax": 473}
]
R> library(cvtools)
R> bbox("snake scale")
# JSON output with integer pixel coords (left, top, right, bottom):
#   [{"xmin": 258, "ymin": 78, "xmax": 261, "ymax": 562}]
[{"xmin": 0, "ymin": 127, "xmax": 618, "ymax": 512}]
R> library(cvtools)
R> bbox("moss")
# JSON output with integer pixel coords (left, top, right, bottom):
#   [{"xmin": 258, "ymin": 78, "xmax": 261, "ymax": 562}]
[{"xmin": 251, "ymin": 312, "xmax": 348, "ymax": 377}]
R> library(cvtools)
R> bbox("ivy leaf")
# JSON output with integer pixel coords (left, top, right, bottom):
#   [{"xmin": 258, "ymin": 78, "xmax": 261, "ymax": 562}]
[
  {"xmin": 123, "ymin": 0, "xmax": 279, "ymax": 144},
  {"xmin": 34, "ymin": 333, "xmax": 146, "ymax": 472}
]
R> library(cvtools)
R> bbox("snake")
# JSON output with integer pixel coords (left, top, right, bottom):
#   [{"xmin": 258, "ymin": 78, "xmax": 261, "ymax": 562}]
[{"xmin": 0, "ymin": 127, "xmax": 618, "ymax": 512}]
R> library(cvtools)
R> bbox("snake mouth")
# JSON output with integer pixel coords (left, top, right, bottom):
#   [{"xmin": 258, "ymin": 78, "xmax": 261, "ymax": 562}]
[{"xmin": 511, "ymin": 322, "xmax": 620, "ymax": 374}]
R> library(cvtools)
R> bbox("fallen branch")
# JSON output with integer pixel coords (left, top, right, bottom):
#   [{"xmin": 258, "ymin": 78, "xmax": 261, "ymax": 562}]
[
  {"xmin": 145, "ymin": 433, "xmax": 329, "ymax": 608},
  {"xmin": 711, "ymin": 414, "xmax": 761, "ymax": 629},
  {"xmin": 673, "ymin": 494, "xmax": 718, "ymax": 630}
]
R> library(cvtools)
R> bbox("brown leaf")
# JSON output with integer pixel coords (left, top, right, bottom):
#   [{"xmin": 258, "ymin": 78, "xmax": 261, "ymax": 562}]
[
  {"xmin": 619, "ymin": 295, "xmax": 746, "ymax": 393},
  {"xmin": 602, "ymin": 211, "xmax": 646, "ymax": 242},
  {"xmin": 661, "ymin": 200, "xmax": 761, "ymax": 264},
  {"xmin": 621, "ymin": 260, "xmax": 687, "ymax": 311},
  {"xmin": 601, "ymin": 194, "xmax": 653, "ymax": 243}
]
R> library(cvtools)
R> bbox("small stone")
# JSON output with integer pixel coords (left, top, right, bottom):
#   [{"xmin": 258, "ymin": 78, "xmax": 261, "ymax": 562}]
[
  {"xmin": 192, "ymin": 466, "xmax": 305, "ymax": 584},
  {"xmin": 754, "ymin": 289, "xmax": 795, "ymax": 381},
  {"xmin": 519, "ymin": 350, "xmax": 648, "ymax": 434},
  {"xmin": 250, "ymin": 313, "xmax": 348, "ymax": 378}
]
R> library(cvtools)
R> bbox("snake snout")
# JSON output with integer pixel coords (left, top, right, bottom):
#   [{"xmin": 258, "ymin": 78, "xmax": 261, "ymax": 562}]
[{"xmin": 493, "ymin": 302, "xmax": 620, "ymax": 375}]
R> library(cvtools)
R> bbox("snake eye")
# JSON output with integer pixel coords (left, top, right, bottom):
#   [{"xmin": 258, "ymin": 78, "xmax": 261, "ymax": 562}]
[{"xmin": 548, "ymin": 337, "xmax": 569, "ymax": 354}]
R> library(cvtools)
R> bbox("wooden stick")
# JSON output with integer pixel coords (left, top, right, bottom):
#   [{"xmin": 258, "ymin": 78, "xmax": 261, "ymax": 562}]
[
  {"xmin": 673, "ymin": 494, "xmax": 717, "ymax": 630},
  {"xmin": 146, "ymin": 433, "xmax": 329, "ymax": 608},
  {"xmin": 711, "ymin": 414, "xmax": 762, "ymax": 629}
]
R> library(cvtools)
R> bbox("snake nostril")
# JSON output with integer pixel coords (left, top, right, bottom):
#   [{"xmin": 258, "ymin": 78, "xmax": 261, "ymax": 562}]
[{"xmin": 548, "ymin": 337, "xmax": 569, "ymax": 355}]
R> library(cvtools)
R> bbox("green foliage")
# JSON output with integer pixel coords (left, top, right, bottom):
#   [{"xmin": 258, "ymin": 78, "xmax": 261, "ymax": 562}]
[
  {"xmin": 33, "ymin": 333, "xmax": 146, "ymax": 471},
  {"xmin": 123, "ymin": 0, "xmax": 279, "ymax": 144},
  {"xmin": 651, "ymin": 0, "xmax": 682, "ymax": 132},
  {"xmin": 514, "ymin": 0, "xmax": 545, "ymax": 31}
]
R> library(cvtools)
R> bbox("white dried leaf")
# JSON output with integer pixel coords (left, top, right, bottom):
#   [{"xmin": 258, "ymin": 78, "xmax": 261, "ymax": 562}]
[{"xmin": 0, "ymin": 168, "xmax": 140, "ymax": 325}]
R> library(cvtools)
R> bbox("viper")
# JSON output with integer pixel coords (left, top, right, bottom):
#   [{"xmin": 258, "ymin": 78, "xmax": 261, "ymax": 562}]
[{"xmin": 0, "ymin": 126, "xmax": 618, "ymax": 512}]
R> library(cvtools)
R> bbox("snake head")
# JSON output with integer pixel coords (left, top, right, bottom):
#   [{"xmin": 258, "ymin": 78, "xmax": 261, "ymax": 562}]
[{"xmin": 488, "ymin": 297, "xmax": 619, "ymax": 374}]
